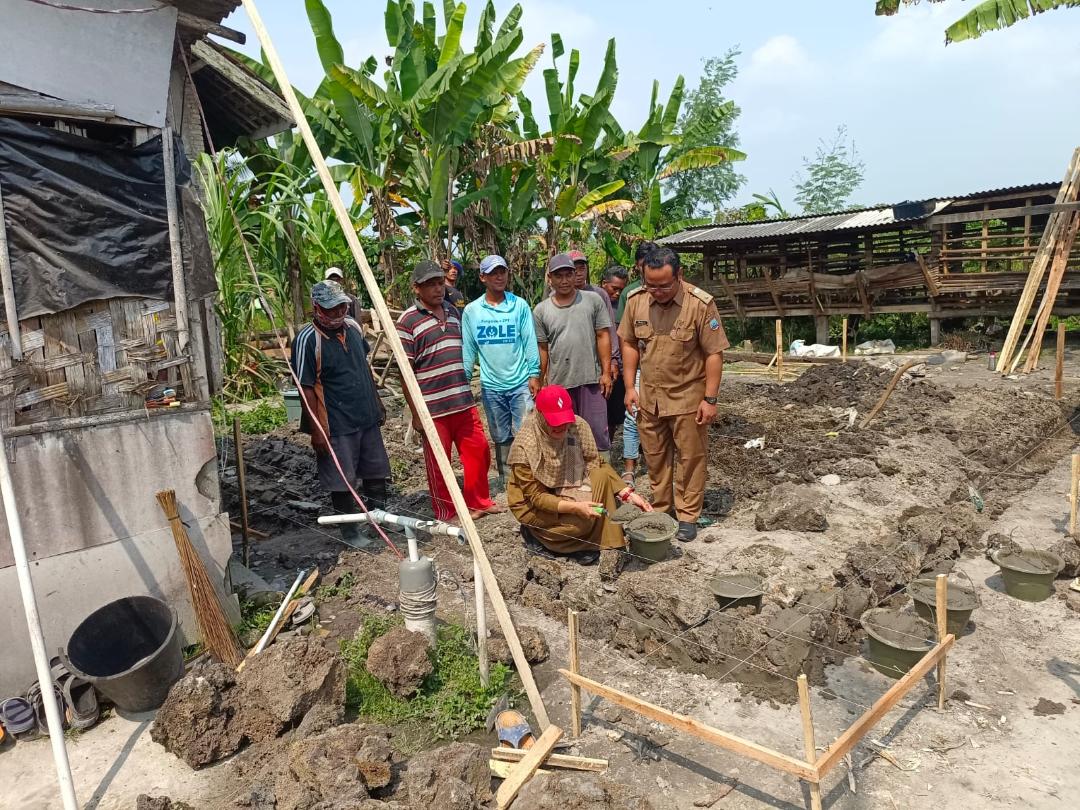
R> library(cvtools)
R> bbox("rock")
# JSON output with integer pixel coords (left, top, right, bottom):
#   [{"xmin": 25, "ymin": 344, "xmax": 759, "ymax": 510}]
[
  {"xmin": 136, "ymin": 798, "xmax": 194, "ymax": 810},
  {"xmin": 819, "ymin": 474, "xmax": 841, "ymax": 487},
  {"xmin": 1049, "ymin": 538, "xmax": 1080, "ymax": 578},
  {"xmin": 1032, "ymin": 698, "xmax": 1066, "ymax": 716},
  {"xmin": 833, "ymin": 457, "xmax": 879, "ymax": 478},
  {"xmin": 401, "ymin": 742, "xmax": 490, "ymax": 810},
  {"xmin": 598, "ymin": 548, "xmax": 625, "ymax": 582},
  {"xmin": 238, "ymin": 638, "xmax": 346, "ymax": 742},
  {"xmin": 488, "ymin": 625, "xmax": 549, "ymax": 666},
  {"xmin": 366, "ymin": 627, "xmax": 432, "ymax": 699},
  {"xmin": 754, "ymin": 484, "xmax": 828, "ymax": 532},
  {"xmin": 151, "ymin": 662, "xmax": 245, "ymax": 769},
  {"xmin": 513, "ymin": 772, "xmax": 654, "ymax": 809}
]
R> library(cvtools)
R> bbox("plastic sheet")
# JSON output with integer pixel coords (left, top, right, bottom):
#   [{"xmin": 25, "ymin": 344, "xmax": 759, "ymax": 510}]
[{"xmin": 0, "ymin": 117, "xmax": 200, "ymax": 319}]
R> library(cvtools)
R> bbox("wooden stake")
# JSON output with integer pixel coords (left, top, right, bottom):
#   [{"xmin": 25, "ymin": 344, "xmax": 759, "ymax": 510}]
[
  {"xmin": 1070, "ymin": 453, "xmax": 1080, "ymax": 538},
  {"xmin": 490, "ymin": 749, "xmax": 607, "ymax": 772},
  {"xmin": 475, "ymin": 558, "xmax": 489, "ymax": 686},
  {"xmin": 935, "ymin": 574, "xmax": 948, "ymax": 711},
  {"xmin": 797, "ymin": 675, "xmax": 822, "ymax": 810},
  {"xmin": 559, "ymin": 669, "xmax": 818, "ymax": 781},
  {"xmin": 239, "ymin": 0, "xmax": 550, "ymax": 730},
  {"xmin": 775, "ymin": 319, "xmax": 784, "ymax": 383},
  {"xmin": 841, "ymin": 317, "xmax": 848, "ymax": 363},
  {"xmin": 568, "ymin": 610, "xmax": 582, "ymax": 738},
  {"xmin": 232, "ymin": 417, "xmax": 251, "ymax": 567},
  {"xmin": 1056, "ymin": 322, "xmax": 1066, "ymax": 400},
  {"xmin": 495, "ymin": 725, "xmax": 564, "ymax": 809}
]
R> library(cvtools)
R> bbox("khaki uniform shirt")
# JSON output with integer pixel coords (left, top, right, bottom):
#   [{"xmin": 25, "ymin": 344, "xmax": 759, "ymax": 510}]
[{"xmin": 617, "ymin": 281, "xmax": 730, "ymax": 417}]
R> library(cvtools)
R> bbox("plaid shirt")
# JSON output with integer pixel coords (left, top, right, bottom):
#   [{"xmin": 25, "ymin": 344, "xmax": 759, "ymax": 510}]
[{"xmin": 396, "ymin": 299, "xmax": 474, "ymax": 418}]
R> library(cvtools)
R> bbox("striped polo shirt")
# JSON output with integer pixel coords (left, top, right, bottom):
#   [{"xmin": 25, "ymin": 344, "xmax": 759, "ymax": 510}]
[{"xmin": 396, "ymin": 299, "xmax": 474, "ymax": 418}]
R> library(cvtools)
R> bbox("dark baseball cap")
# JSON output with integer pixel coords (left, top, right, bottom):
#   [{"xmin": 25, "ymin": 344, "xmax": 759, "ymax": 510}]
[
  {"xmin": 412, "ymin": 260, "xmax": 445, "ymax": 284},
  {"xmin": 547, "ymin": 253, "xmax": 575, "ymax": 273},
  {"xmin": 311, "ymin": 280, "xmax": 351, "ymax": 309}
]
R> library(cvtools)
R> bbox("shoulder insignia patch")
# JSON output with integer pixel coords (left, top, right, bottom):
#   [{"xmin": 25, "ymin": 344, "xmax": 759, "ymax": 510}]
[
  {"xmin": 709, "ymin": 318, "xmax": 721, "ymax": 331},
  {"xmin": 688, "ymin": 285, "xmax": 713, "ymax": 305},
  {"xmin": 627, "ymin": 286, "xmax": 648, "ymax": 298}
]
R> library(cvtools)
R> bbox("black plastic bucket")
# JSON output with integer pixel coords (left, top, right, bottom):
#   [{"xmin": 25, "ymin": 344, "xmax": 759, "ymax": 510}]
[{"xmin": 62, "ymin": 595, "xmax": 184, "ymax": 713}]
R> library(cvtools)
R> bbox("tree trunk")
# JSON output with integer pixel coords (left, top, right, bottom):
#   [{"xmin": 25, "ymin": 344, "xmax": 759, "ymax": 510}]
[{"xmin": 283, "ymin": 212, "xmax": 304, "ymax": 325}]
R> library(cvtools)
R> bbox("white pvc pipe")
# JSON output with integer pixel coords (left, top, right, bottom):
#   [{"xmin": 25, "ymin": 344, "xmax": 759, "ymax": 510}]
[
  {"xmin": 252, "ymin": 569, "xmax": 305, "ymax": 656},
  {"xmin": 318, "ymin": 509, "xmax": 464, "ymax": 540},
  {"xmin": 0, "ymin": 428, "xmax": 78, "ymax": 809},
  {"xmin": 404, "ymin": 525, "xmax": 420, "ymax": 563}
]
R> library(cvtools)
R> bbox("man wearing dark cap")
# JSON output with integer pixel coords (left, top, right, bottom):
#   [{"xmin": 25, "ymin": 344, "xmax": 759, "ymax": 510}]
[
  {"xmin": 291, "ymin": 280, "xmax": 390, "ymax": 548},
  {"xmin": 397, "ymin": 260, "xmax": 502, "ymax": 522},
  {"xmin": 441, "ymin": 258, "xmax": 467, "ymax": 311},
  {"xmin": 533, "ymin": 253, "xmax": 613, "ymax": 456}
]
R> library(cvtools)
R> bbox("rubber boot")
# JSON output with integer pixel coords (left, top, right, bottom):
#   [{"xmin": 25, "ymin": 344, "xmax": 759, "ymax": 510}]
[
  {"xmin": 362, "ymin": 478, "xmax": 388, "ymax": 512},
  {"xmin": 330, "ymin": 490, "xmax": 364, "ymax": 547},
  {"xmin": 494, "ymin": 441, "xmax": 512, "ymax": 488}
]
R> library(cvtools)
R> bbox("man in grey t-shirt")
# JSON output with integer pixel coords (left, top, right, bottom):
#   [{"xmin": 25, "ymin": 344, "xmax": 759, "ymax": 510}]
[{"xmin": 533, "ymin": 253, "xmax": 613, "ymax": 452}]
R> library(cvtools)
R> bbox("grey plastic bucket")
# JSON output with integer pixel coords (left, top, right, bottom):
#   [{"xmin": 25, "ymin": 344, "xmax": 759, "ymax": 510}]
[
  {"xmin": 908, "ymin": 577, "xmax": 979, "ymax": 637},
  {"xmin": 709, "ymin": 573, "xmax": 764, "ymax": 611},
  {"xmin": 625, "ymin": 513, "xmax": 678, "ymax": 564},
  {"xmin": 860, "ymin": 608, "xmax": 935, "ymax": 680},
  {"xmin": 992, "ymin": 549, "xmax": 1064, "ymax": 602},
  {"xmin": 62, "ymin": 595, "xmax": 184, "ymax": 713}
]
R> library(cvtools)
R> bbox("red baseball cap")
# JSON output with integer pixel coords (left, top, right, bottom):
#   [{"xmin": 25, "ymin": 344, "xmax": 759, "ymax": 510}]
[
  {"xmin": 568, "ymin": 249, "xmax": 588, "ymax": 264},
  {"xmin": 534, "ymin": 385, "xmax": 576, "ymax": 427}
]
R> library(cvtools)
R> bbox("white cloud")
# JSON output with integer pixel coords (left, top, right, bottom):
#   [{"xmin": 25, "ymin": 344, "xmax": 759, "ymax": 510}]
[{"xmin": 743, "ymin": 34, "xmax": 821, "ymax": 84}]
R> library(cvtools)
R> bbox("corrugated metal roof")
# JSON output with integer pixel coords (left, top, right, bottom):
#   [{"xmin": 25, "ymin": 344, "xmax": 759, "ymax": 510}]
[{"xmin": 660, "ymin": 181, "xmax": 1059, "ymax": 247}]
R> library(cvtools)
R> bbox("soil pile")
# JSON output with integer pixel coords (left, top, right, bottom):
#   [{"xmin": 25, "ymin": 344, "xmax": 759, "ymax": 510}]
[
  {"xmin": 488, "ymin": 625, "xmax": 549, "ymax": 666},
  {"xmin": 754, "ymin": 483, "xmax": 828, "ymax": 532},
  {"xmin": 514, "ymin": 772, "xmax": 655, "ymax": 809},
  {"xmin": 775, "ymin": 362, "xmax": 954, "ymax": 414},
  {"xmin": 365, "ymin": 627, "xmax": 433, "ymax": 699},
  {"xmin": 398, "ymin": 742, "xmax": 492, "ymax": 810}
]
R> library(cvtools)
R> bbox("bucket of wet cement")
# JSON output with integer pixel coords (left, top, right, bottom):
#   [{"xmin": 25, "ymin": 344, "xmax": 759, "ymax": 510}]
[
  {"xmin": 625, "ymin": 513, "xmax": 678, "ymax": 564},
  {"xmin": 908, "ymin": 577, "xmax": 979, "ymax": 637},
  {"xmin": 992, "ymin": 548, "xmax": 1063, "ymax": 602},
  {"xmin": 860, "ymin": 608, "xmax": 935, "ymax": 680},
  {"xmin": 709, "ymin": 573, "xmax": 764, "ymax": 611}
]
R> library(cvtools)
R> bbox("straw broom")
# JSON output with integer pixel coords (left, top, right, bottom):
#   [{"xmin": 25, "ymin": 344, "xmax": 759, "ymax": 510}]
[{"xmin": 156, "ymin": 489, "xmax": 243, "ymax": 667}]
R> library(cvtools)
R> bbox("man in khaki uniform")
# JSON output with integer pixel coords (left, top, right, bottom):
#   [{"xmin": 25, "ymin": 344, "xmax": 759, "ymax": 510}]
[{"xmin": 619, "ymin": 246, "xmax": 728, "ymax": 541}]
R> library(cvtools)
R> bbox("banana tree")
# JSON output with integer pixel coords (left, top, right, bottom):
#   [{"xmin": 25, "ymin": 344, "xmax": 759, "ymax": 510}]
[{"xmin": 875, "ymin": 0, "xmax": 1080, "ymax": 43}]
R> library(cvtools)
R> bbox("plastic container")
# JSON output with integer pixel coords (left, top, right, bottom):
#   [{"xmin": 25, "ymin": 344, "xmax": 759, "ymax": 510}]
[
  {"xmin": 283, "ymin": 389, "xmax": 303, "ymax": 422},
  {"xmin": 62, "ymin": 595, "xmax": 184, "ymax": 713},
  {"xmin": 709, "ymin": 573, "xmax": 764, "ymax": 611},
  {"xmin": 992, "ymin": 548, "xmax": 1064, "ymax": 602},
  {"xmin": 624, "ymin": 513, "xmax": 678, "ymax": 564},
  {"xmin": 860, "ymin": 608, "xmax": 935, "ymax": 680},
  {"xmin": 908, "ymin": 576, "xmax": 979, "ymax": 637}
]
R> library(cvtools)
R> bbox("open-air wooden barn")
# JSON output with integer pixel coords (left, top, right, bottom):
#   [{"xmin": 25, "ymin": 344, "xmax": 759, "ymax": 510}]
[{"xmin": 659, "ymin": 182, "xmax": 1080, "ymax": 344}]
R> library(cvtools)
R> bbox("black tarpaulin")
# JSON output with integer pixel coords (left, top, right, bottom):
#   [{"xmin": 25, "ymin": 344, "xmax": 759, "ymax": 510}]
[{"xmin": 0, "ymin": 117, "xmax": 200, "ymax": 320}]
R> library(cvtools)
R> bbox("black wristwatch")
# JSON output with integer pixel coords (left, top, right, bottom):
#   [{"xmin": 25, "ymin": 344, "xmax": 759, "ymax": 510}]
[{"xmin": 703, "ymin": 396, "xmax": 718, "ymax": 405}]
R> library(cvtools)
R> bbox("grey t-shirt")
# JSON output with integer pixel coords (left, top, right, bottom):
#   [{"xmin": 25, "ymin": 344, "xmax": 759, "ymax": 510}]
[{"xmin": 533, "ymin": 291, "xmax": 612, "ymax": 389}]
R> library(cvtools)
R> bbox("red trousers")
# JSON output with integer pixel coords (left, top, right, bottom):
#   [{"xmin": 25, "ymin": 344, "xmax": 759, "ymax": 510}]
[{"xmin": 422, "ymin": 406, "xmax": 495, "ymax": 520}]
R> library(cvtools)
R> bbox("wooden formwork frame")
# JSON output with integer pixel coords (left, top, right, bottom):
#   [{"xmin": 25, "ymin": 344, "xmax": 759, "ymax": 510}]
[{"xmin": 562, "ymin": 574, "xmax": 956, "ymax": 809}]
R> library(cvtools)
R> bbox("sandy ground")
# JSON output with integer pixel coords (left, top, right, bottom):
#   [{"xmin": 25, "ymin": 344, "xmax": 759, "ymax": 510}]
[{"xmin": 4, "ymin": 347, "xmax": 1080, "ymax": 809}]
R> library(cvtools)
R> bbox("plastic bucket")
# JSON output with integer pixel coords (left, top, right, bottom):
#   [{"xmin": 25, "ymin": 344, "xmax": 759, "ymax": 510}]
[
  {"xmin": 62, "ymin": 595, "xmax": 184, "ymax": 713},
  {"xmin": 283, "ymin": 389, "xmax": 303, "ymax": 422},
  {"xmin": 908, "ymin": 577, "xmax": 979, "ymax": 637},
  {"xmin": 709, "ymin": 573, "xmax": 764, "ymax": 611},
  {"xmin": 625, "ymin": 513, "xmax": 678, "ymax": 564},
  {"xmin": 860, "ymin": 608, "xmax": 935, "ymax": 680},
  {"xmin": 992, "ymin": 549, "xmax": 1063, "ymax": 602}
]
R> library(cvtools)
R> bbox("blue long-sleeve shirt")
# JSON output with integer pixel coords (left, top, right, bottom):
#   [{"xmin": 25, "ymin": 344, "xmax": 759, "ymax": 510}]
[{"xmin": 461, "ymin": 291, "xmax": 541, "ymax": 392}]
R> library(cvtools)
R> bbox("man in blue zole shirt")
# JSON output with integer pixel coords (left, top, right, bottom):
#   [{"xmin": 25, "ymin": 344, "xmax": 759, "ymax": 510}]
[{"xmin": 462, "ymin": 254, "xmax": 541, "ymax": 483}]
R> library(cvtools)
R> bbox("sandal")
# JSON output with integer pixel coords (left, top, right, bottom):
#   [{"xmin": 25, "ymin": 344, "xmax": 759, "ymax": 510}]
[
  {"xmin": 0, "ymin": 696, "xmax": 37, "ymax": 739},
  {"xmin": 495, "ymin": 709, "xmax": 535, "ymax": 750},
  {"xmin": 63, "ymin": 676, "xmax": 99, "ymax": 731},
  {"xmin": 26, "ymin": 681, "xmax": 67, "ymax": 735},
  {"xmin": 621, "ymin": 472, "xmax": 635, "ymax": 486}
]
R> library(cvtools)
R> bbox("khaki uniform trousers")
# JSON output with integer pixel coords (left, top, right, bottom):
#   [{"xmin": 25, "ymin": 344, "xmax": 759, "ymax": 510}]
[{"xmin": 637, "ymin": 407, "xmax": 707, "ymax": 521}]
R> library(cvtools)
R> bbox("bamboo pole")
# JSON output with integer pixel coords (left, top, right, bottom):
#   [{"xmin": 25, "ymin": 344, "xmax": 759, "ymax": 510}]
[
  {"xmin": 1070, "ymin": 453, "xmax": 1080, "ymax": 538},
  {"xmin": 0, "ymin": 178, "xmax": 23, "ymax": 360},
  {"xmin": 1056, "ymin": 323, "xmax": 1066, "ymax": 400},
  {"xmin": 775, "ymin": 319, "xmax": 783, "ymax": 383},
  {"xmin": 238, "ymin": 0, "xmax": 550, "ymax": 730},
  {"xmin": 568, "ymin": 609, "xmax": 582, "ymax": 738},
  {"xmin": 841, "ymin": 317, "xmax": 848, "ymax": 363},
  {"xmin": 797, "ymin": 675, "xmax": 822, "ymax": 810},
  {"xmin": 232, "ymin": 417, "xmax": 251, "ymax": 567},
  {"xmin": 0, "ymin": 425, "xmax": 78, "ymax": 808},
  {"xmin": 935, "ymin": 574, "xmax": 948, "ymax": 711}
]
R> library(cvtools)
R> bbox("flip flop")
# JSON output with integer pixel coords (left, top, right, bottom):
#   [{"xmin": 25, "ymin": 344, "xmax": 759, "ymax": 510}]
[
  {"xmin": 0, "ymin": 697, "xmax": 36, "ymax": 738},
  {"xmin": 63, "ymin": 676, "xmax": 99, "ymax": 731},
  {"xmin": 495, "ymin": 709, "xmax": 535, "ymax": 750},
  {"xmin": 26, "ymin": 681, "xmax": 67, "ymax": 735}
]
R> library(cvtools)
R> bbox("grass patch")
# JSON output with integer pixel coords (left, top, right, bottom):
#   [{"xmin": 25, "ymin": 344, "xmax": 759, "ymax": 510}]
[
  {"xmin": 212, "ymin": 396, "xmax": 288, "ymax": 436},
  {"xmin": 341, "ymin": 613, "xmax": 518, "ymax": 742},
  {"xmin": 238, "ymin": 596, "xmax": 279, "ymax": 636},
  {"xmin": 316, "ymin": 571, "xmax": 356, "ymax": 601}
]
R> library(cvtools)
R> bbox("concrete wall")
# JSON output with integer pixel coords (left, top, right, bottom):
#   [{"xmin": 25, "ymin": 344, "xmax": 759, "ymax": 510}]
[{"xmin": 0, "ymin": 410, "xmax": 235, "ymax": 696}]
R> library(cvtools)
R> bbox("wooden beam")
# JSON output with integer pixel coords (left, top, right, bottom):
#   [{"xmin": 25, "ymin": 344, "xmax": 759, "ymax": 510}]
[
  {"xmin": 935, "ymin": 574, "xmax": 948, "ymax": 711},
  {"xmin": 0, "ymin": 93, "xmax": 115, "ymax": 121},
  {"xmin": 490, "ymin": 760, "xmax": 551, "ymax": 779},
  {"xmin": 239, "ymin": 0, "xmax": 550, "ymax": 731},
  {"xmin": 1056, "ymin": 322, "xmax": 1066, "ymax": 400},
  {"xmin": 726, "ymin": 351, "xmax": 844, "ymax": 366},
  {"xmin": 490, "ymin": 749, "xmax": 608, "ymax": 773},
  {"xmin": 190, "ymin": 40, "xmax": 292, "ymax": 124},
  {"xmin": 559, "ymin": 669, "xmax": 819, "ymax": 782},
  {"xmin": 926, "ymin": 200, "xmax": 1080, "ymax": 227},
  {"xmin": 855, "ymin": 272, "xmax": 872, "ymax": 317},
  {"xmin": 797, "ymin": 675, "xmax": 822, "ymax": 810},
  {"xmin": 914, "ymin": 253, "xmax": 940, "ymax": 298},
  {"xmin": 761, "ymin": 268, "xmax": 786, "ymax": 317},
  {"xmin": 814, "ymin": 635, "xmax": 954, "ymax": 777},
  {"xmin": 714, "ymin": 271, "xmax": 745, "ymax": 320},
  {"xmin": 495, "ymin": 725, "xmax": 563, "ymax": 809},
  {"xmin": 177, "ymin": 11, "xmax": 247, "ymax": 44},
  {"xmin": 568, "ymin": 610, "xmax": 582, "ymax": 738}
]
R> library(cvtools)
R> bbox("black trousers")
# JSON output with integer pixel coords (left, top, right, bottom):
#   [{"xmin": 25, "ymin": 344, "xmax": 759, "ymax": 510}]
[{"xmin": 607, "ymin": 374, "xmax": 626, "ymax": 442}]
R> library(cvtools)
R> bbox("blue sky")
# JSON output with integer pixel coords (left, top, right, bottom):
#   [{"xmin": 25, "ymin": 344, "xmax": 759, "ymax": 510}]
[{"xmin": 225, "ymin": 0, "xmax": 1080, "ymax": 210}]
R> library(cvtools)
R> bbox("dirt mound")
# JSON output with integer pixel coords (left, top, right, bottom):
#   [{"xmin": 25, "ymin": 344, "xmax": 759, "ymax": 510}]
[
  {"xmin": 754, "ymin": 483, "xmax": 828, "ymax": 532},
  {"xmin": 153, "ymin": 639, "xmax": 345, "ymax": 768},
  {"xmin": 780, "ymin": 363, "xmax": 954, "ymax": 413},
  {"xmin": 399, "ymin": 742, "xmax": 491, "ymax": 809},
  {"xmin": 514, "ymin": 772, "xmax": 655, "ymax": 809},
  {"xmin": 136, "ymin": 797, "xmax": 194, "ymax": 810},
  {"xmin": 366, "ymin": 627, "xmax": 433, "ymax": 699},
  {"xmin": 488, "ymin": 625, "xmax": 549, "ymax": 666}
]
